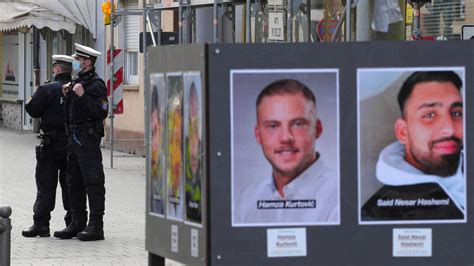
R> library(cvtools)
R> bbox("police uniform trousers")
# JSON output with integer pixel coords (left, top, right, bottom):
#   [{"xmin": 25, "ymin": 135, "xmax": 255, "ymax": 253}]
[
  {"xmin": 33, "ymin": 132, "xmax": 71, "ymax": 226},
  {"xmin": 67, "ymin": 125, "xmax": 106, "ymax": 227}
]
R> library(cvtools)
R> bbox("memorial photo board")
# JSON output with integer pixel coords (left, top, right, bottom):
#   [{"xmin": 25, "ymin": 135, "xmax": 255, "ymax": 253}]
[{"xmin": 207, "ymin": 41, "xmax": 474, "ymax": 265}]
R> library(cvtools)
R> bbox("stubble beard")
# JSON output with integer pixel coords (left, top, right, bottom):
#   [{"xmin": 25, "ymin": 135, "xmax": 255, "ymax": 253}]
[
  {"xmin": 410, "ymin": 139, "xmax": 462, "ymax": 177},
  {"xmin": 270, "ymin": 153, "xmax": 317, "ymax": 182}
]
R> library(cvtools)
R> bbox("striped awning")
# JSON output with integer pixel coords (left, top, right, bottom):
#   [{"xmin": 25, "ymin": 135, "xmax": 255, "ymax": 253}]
[{"xmin": 0, "ymin": 0, "xmax": 97, "ymax": 38}]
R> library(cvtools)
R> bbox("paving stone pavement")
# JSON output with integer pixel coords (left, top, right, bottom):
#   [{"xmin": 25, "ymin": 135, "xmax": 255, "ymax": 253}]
[{"xmin": 0, "ymin": 126, "xmax": 182, "ymax": 266}]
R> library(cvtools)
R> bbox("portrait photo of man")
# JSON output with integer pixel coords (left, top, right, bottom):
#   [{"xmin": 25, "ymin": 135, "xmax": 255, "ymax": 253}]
[
  {"xmin": 149, "ymin": 73, "xmax": 166, "ymax": 216},
  {"xmin": 232, "ymin": 70, "xmax": 340, "ymax": 227},
  {"xmin": 166, "ymin": 72, "xmax": 184, "ymax": 221},
  {"xmin": 183, "ymin": 72, "xmax": 204, "ymax": 225},
  {"xmin": 359, "ymin": 69, "xmax": 466, "ymax": 223}
]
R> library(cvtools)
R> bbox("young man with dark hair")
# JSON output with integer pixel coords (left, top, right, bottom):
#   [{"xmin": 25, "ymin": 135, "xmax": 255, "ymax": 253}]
[
  {"xmin": 362, "ymin": 71, "xmax": 465, "ymax": 221},
  {"xmin": 235, "ymin": 79, "xmax": 338, "ymax": 224}
]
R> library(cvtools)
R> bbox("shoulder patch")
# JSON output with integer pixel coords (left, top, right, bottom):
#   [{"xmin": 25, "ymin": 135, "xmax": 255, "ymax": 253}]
[{"xmin": 101, "ymin": 100, "xmax": 109, "ymax": 111}]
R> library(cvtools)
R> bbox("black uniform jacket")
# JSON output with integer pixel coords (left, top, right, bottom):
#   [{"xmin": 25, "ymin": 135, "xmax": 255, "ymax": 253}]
[
  {"xmin": 64, "ymin": 67, "xmax": 108, "ymax": 134},
  {"xmin": 25, "ymin": 73, "xmax": 71, "ymax": 132}
]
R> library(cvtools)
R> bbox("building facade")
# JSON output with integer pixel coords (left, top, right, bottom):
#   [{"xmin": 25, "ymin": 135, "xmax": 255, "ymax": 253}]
[{"xmin": 0, "ymin": 0, "xmax": 104, "ymax": 130}]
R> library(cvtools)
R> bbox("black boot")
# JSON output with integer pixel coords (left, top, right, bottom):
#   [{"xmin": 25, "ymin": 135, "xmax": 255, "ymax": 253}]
[
  {"xmin": 64, "ymin": 211, "xmax": 72, "ymax": 227},
  {"xmin": 77, "ymin": 225, "xmax": 104, "ymax": 241},
  {"xmin": 53, "ymin": 220, "xmax": 86, "ymax": 239},
  {"xmin": 22, "ymin": 224, "xmax": 50, "ymax": 237}
]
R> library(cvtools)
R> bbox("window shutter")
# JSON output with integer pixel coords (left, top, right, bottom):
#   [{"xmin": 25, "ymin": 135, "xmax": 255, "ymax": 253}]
[
  {"xmin": 418, "ymin": 1, "xmax": 465, "ymax": 40},
  {"xmin": 125, "ymin": 1, "xmax": 139, "ymax": 50}
]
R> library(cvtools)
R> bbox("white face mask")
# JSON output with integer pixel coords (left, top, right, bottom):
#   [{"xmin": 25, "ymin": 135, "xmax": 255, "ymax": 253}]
[
  {"xmin": 71, "ymin": 59, "xmax": 82, "ymax": 79},
  {"xmin": 72, "ymin": 59, "xmax": 81, "ymax": 72}
]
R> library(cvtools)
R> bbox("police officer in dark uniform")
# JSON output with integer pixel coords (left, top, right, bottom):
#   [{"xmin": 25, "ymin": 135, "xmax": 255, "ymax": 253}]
[
  {"xmin": 22, "ymin": 55, "xmax": 73, "ymax": 237},
  {"xmin": 53, "ymin": 43, "xmax": 108, "ymax": 241}
]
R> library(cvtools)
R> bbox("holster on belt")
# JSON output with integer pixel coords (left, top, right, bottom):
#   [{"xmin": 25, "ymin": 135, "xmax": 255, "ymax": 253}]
[
  {"xmin": 69, "ymin": 122, "xmax": 103, "ymax": 138},
  {"xmin": 37, "ymin": 131, "xmax": 56, "ymax": 147}
]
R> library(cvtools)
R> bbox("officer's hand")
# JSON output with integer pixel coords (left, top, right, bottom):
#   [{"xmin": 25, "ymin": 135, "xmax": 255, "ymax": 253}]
[
  {"xmin": 62, "ymin": 82, "xmax": 71, "ymax": 96},
  {"xmin": 72, "ymin": 83, "xmax": 85, "ymax": 97}
]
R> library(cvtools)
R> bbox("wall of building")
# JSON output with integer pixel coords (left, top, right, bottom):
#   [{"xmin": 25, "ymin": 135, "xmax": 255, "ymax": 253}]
[
  {"xmin": 102, "ymin": 0, "xmax": 146, "ymax": 155},
  {"xmin": 102, "ymin": 2, "xmax": 194, "ymax": 156},
  {"xmin": 2, "ymin": 101, "xmax": 21, "ymax": 129},
  {"xmin": 104, "ymin": 84, "xmax": 145, "ymax": 155}
]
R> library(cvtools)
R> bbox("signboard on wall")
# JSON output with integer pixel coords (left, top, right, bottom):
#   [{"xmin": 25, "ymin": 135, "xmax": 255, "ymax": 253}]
[
  {"xmin": 268, "ymin": 12, "xmax": 285, "ymax": 42},
  {"xmin": 268, "ymin": 0, "xmax": 284, "ymax": 6}
]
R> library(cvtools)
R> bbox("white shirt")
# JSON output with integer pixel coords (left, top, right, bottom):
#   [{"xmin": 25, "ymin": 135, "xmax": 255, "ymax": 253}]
[{"xmin": 234, "ymin": 157, "xmax": 339, "ymax": 226}]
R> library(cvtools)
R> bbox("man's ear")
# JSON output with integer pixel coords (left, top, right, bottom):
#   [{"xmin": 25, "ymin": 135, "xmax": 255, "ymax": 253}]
[
  {"xmin": 315, "ymin": 119, "xmax": 323, "ymax": 139},
  {"xmin": 255, "ymin": 125, "xmax": 262, "ymax": 145},
  {"xmin": 394, "ymin": 118, "xmax": 408, "ymax": 144}
]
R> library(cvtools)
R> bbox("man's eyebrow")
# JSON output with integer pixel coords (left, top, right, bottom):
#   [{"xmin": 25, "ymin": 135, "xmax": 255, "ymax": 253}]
[
  {"xmin": 290, "ymin": 117, "xmax": 310, "ymax": 123},
  {"xmin": 417, "ymin": 102, "xmax": 442, "ymax": 110},
  {"xmin": 417, "ymin": 101, "xmax": 463, "ymax": 110},
  {"xmin": 262, "ymin": 120, "xmax": 279, "ymax": 125}
]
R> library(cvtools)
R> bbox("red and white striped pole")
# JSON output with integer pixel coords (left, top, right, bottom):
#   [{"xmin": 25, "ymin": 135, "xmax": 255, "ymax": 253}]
[{"xmin": 106, "ymin": 48, "xmax": 124, "ymax": 114}]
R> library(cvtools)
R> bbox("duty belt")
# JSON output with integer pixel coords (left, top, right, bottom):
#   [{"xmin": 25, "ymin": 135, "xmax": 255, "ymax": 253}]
[
  {"xmin": 68, "ymin": 123, "xmax": 92, "ymax": 131},
  {"xmin": 67, "ymin": 124, "xmax": 92, "ymax": 143},
  {"xmin": 68, "ymin": 124, "xmax": 88, "ymax": 146},
  {"xmin": 42, "ymin": 128, "xmax": 67, "ymax": 136}
]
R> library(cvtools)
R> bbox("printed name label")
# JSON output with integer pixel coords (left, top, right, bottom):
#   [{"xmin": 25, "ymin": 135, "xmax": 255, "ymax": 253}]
[
  {"xmin": 377, "ymin": 198, "xmax": 450, "ymax": 207},
  {"xmin": 257, "ymin": 200, "xmax": 316, "ymax": 209},
  {"xmin": 191, "ymin": 228, "xmax": 198, "ymax": 257},
  {"xmin": 267, "ymin": 228, "xmax": 307, "ymax": 257},
  {"xmin": 171, "ymin": 225, "xmax": 178, "ymax": 253},
  {"xmin": 393, "ymin": 228, "xmax": 432, "ymax": 257}
]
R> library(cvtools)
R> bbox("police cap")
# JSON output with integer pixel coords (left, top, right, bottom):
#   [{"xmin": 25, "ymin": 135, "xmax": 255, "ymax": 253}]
[
  {"xmin": 52, "ymin": 55, "xmax": 74, "ymax": 65},
  {"xmin": 72, "ymin": 43, "xmax": 102, "ymax": 60}
]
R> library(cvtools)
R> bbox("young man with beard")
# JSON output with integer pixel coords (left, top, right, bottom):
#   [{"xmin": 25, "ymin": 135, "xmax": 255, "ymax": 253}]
[
  {"xmin": 235, "ymin": 79, "xmax": 338, "ymax": 225},
  {"xmin": 361, "ymin": 71, "xmax": 465, "ymax": 221},
  {"xmin": 150, "ymin": 84, "xmax": 165, "ymax": 215},
  {"xmin": 185, "ymin": 83, "xmax": 202, "ymax": 223}
]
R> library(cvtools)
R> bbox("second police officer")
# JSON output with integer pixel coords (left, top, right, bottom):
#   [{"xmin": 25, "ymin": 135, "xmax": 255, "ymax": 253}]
[
  {"xmin": 54, "ymin": 43, "xmax": 108, "ymax": 241},
  {"xmin": 22, "ymin": 55, "xmax": 73, "ymax": 237}
]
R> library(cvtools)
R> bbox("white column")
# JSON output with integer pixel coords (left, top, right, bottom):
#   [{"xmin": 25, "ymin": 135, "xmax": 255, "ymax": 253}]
[{"xmin": 356, "ymin": 0, "xmax": 372, "ymax": 41}]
